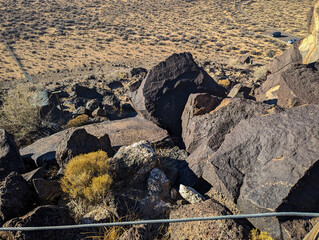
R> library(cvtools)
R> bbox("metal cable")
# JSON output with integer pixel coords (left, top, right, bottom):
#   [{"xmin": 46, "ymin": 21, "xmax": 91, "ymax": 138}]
[{"xmin": 1, "ymin": 212, "xmax": 319, "ymax": 232}]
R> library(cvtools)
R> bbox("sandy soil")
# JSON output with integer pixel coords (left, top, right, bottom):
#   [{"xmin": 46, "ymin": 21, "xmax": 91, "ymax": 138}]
[{"xmin": 0, "ymin": 0, "xmax": 312, "ymax": 86}]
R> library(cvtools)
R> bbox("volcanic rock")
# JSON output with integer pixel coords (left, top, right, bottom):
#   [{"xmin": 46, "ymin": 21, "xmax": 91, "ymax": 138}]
[
  {"xmin": 169, "ymin": 199, "xmax": 251, "ymax": 240},
  {"xmin": 20, "ymin": 117, "xmax": 168, "ymax": 167},
  {"xmin": 0, "ymin": 172, "xmax": 35, "ymax": 225},
  {"xmin": 182, "ymin": 97, "xmax": 281, "ymax": 154},
  {"xmin": 0, "ymin": 205, "xmax": 76, "ymax": 240},
  {"xmin": 55, "ymin": 128, "xmax": 113, "ymax": 167},
  {"xmin": 0, "ymin": 129, "xmax": 25, "ymax": 180},
  {"xmin": 130, "ymin": 52, "xmax": 226, "ymax": 136},
  {"xmin": 198, "ymin": 105, "xmax": 319, "ymax": 238},
  {"xmin": 277, "ymin": 62, "xmax": 319, "ymax": 108}
]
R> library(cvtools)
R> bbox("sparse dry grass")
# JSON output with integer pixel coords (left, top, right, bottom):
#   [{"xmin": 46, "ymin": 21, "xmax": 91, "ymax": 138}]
[
  {"xmin": 242, "ymin": 0, "xmax": 312, "ymax": 38},
  {"xmin": 0, "ymin": 0, "xmax": 309, "ymax": 84}
]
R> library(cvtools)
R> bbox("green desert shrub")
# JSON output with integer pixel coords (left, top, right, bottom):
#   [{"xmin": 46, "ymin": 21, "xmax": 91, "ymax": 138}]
[
  {"xmin": 0, "ymin": 84, "xmax": 43, "ymax": 140},
  {"xmin": 61, "ymin": 150, "xmax": 112, "ymax": 203}
]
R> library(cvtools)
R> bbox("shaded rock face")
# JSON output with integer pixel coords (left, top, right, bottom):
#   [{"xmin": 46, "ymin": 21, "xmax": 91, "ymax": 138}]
[
  {"xmin": 1, "ymin": 205, "xmax": 76, "ymax": 240},
  {"xmin": 299, "ymin": 0, "xmax": 319, "ymax": 64},
  {"xmin": 130, "ymin": 52, "xmax": 226, "ymax": 136},
  {"xmin": 278, "ymin": 62, "xmax": 319, "ymax": 108},
  {"xmin": 0, "ymin": 129, "xmax": 25, "ymax": 180},
  {"xmin": 55, "ymin": 128, "xmax": 113, "ymax": 167},
  {"xmin": 183, "ymin": 97, "xmax": 281, "ymax": 154},
  {"xmin": 20, "ymin": 116, "xmax": 168, "ymax": 167},
  {"xmin": 0, "ymin": 172, "xmax": 35, "ymax": 225},
  {"xmin": 169, "ymin": 199, "xmax": 251, "ymax": 240},
  {"xmin": 199, "ymin": 105, "xmax": 319, "ymax": 238}
]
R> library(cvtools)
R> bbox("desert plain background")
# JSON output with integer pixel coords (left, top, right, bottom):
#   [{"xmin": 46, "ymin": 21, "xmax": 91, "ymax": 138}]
[{"xmin": 0, "ymin": 0, "xmax": 312, "ymax": 88}]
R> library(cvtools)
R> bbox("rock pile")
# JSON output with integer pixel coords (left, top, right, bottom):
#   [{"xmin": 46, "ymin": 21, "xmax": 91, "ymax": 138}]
[{"xmin": 0, "ymin": 45, "xmax": 318, "ymax": 239}]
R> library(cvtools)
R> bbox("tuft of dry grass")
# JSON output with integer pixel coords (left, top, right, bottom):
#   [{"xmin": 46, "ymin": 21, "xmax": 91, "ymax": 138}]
[
  {"xmin": 66, "ymin": 114, "xmax": 89, "ymax": 128},
  {"xmin": 0, "ymin": 83, "xmax": 43, "ymax": 140},
  {"xmin": 61, "ymin": 150, "xmax": 112, "ymax": 204}
]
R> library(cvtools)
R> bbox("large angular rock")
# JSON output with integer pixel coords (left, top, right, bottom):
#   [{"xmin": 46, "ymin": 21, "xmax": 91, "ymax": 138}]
[
  {"xmin": 20, "ymin": 116, "xmax": 168, "ymax": 167},
  {"xmin": 0, "ymin": 129, "xmax": 25, "ymax": 180},
  {"xmin": 55, "ymin": 128, "xmax": 113, "ymax": 167},
  {"xmin": 0, "ymin": 172, "xmax": 35, "ymax": 225},
  {"xmin": 130, "ymin": 52, "xmax": 226, "ymax": 136},
  {"xmin": 277, "ymin": 62, "xmax": 319, "ymax": 108},
  {"xmin": 0, "ymin": 205, "xmax": 76, "ymax": 240},
  {"xmin": 199, "ymin": 105, "xmax": 319, "ymax": 238},
  {"xmin": 32, "ymin": 178, "xmax": 62, "ymax": 204},
  {"xmin": 169, "ymin": 199, "xmax": 251, "ymax": 240},
  {"xmin": 183, "ymin": 96, "xmax": 281, "ymax": 154},
  {"xmin": 255, "ymin": 44, "xmax": 302, "ymax": 103}
]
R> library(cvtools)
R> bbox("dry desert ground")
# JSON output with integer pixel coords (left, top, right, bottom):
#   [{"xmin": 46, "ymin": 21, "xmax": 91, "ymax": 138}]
[{"xmin": 0, "ymin": 0, "xmax": 312, "ymax": 87}]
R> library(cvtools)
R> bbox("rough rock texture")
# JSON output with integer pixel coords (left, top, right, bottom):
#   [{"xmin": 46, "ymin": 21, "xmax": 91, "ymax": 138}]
[
  {"xmin": 81, "ymin": 207, "xmax": 112, "ymax": 224},
  {"xmin": 255, "ymin": 44, "xmax": 302, "ymax": 103},
  {"xmin": 199, "ymin": 105, "xmax": 319, "ymax": 238},
  {"xmin": 277, "ymin": 62, "xmax": 319, "ymax": 108},
  {"xmin": 169, "ymin": 199, "xmax": 251, "ymax": 240},
  {"xmin": 130, "ymin": 52, "xmax": 226, "ymax": 136},
  {"xmin": 299, "ymin": 0, "xmax": 319, "ymax": 64},
  {"xmin": 157, "ymin": 146, "xmax": 197, "ymax": 187},
  {"xmin": 55, "ymin": 128, "xmax": 113, "ymax": 167},
  {"xmin": 22, "ymin": 167, "xmax": 47, "ymax": 182},
  {"xmin": 32, "ymin": 178, "xmax": 62, "ymax": 204},
  {"xmin": 147, "ymin": 168, "xmax": 170, "ymax": 200},
  {"xmin": 0, "ymin": 206, "xmax": 77, "ymax": 240},
  {"xmin": 0, "ymin": 129, "xmax": 25, "ymax": 180},
  {"xmin": 281, "ymin": 217, "xmax": 319, "ymax": 240},
  {"xmin": 183, "ymin": 97, "xmax": 281, "ymax": 154},
  {"xmin": 20, "ymin": 116, "xmax": 168, "ymax": 167},
  {"xmin": 118, "ymin": 225, "xmax": 151, "ymax": 240},
  {"xmin": 0, "ymin": 172, "xmax": 35, "ymax": 225},
  {"xmin": 179, "ymin": 184, "xmax": 205, "ymax": 204},
  {"xmin": 108, "ymin": 141, "xmax": 156, "ymax": 186}
]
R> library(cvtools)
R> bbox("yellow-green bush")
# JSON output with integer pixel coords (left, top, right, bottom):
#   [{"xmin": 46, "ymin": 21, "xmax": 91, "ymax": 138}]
[
  {"xmin": 66, "ymin": 114, "xmax": 89, "ymax": 128},
  {"xmin": 61, "ymin": 150, "xmax": 112, "ymax": 203},
  {"xmin": 249, "ymin": 228, "xmax": 274, "ymax": 240}
]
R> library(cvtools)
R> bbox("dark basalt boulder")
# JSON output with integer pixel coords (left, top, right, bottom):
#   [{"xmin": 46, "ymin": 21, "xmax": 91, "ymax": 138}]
[
  {"xmin": 0, "ymin": 129, "xmax": 25, "ymax": 180},
  {"xmin": 55, "ymin": 128, "xmax": 113, "ymax": 168},
  {"xmin": 130, "ymin": 52, "xmax": 226, "ymax": 136},
  {"xmin": 277, "ymin": 62, "xmax": 319, "ymax": 108},
  {"xmin": 0, "ymin": 205, "xmax": 77, "ymax": 240},
  {"xmin": 20, "ymin": 117, "xmax": 168, "ymax": 168},
  {"xmin": 0, "ymin": 172, "xmax": 35, "ymax": 225},
  {"xmin": 182, "ymin": 96, "xmax": 282, "ymax": 154},
  {"xmin": 198, "ymin": 105, "xmax": 319, "ymax": 238}
]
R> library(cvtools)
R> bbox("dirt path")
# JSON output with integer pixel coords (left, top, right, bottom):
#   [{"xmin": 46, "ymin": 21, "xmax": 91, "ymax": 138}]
[{"xmin": 235, "ymin": 0, "xmax": 300, "ymax": 44}]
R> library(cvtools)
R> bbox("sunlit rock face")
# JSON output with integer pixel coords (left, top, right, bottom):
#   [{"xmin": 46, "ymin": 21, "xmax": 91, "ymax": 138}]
[{"xmin": 299, "ymin": 0, "xmax": 319, "ymax": 64}]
